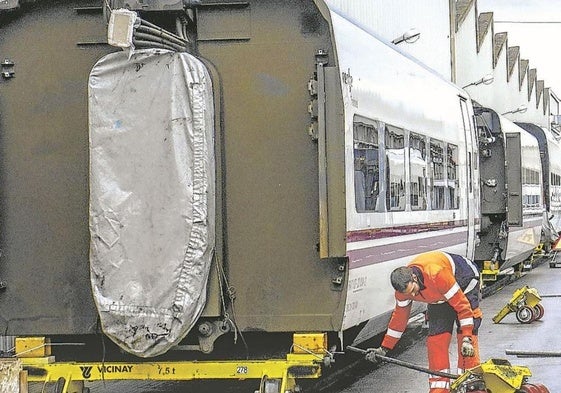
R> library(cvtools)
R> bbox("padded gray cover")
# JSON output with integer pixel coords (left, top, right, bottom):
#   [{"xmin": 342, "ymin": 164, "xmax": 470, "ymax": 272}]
[{"xmin": 88, "ymin": 48, "xmax": 215, "ymax": 357}]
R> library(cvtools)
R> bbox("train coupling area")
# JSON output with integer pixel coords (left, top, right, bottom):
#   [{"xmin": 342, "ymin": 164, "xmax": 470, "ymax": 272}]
[
  {"xmin": 492, "ymin": 285, "xmax": 544, "ymax": 324},
  {"xmin": 3, "ymin": 334, "xmax": 330, "ymax": 393}
]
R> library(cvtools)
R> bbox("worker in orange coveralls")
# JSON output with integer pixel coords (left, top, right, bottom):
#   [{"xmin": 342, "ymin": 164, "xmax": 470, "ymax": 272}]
[{"xmin": 366, "ymin": 251, "xmax": 482, "ymax": 393}]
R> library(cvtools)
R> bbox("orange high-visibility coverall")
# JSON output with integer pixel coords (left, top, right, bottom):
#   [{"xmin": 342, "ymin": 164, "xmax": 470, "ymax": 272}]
[{"xmin": 381, "ymin": 251, "xmax": 482, "ymax": 393}]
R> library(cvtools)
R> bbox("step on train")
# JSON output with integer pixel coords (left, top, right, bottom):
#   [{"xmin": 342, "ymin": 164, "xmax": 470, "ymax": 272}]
[{"xmin": 0, "ymin": 1, "xmax": 559, "ymax": 392}]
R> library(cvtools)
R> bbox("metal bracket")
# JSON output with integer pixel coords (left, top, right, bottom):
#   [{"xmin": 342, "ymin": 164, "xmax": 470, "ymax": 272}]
[
  {"xmin": 326, "ymin": 257, "xmax": 347, "ymax": 291},
  {"xmin": 172, "ymin": 319, "xmax": 231, "ymax": 354},
  {"xmin": 315, "ymin": 49, "xmax": 328, "ymax": 65},
  {"xmin": 1, "ymin": 58, "xmax": 14, "ymax": 79}
]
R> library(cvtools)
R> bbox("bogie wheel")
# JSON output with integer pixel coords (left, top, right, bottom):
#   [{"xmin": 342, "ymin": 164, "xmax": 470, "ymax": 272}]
[
  {"xmin": 52, "ymin": 377, "xmax": 66, "ymax": 393},
  {"xmin": 533, "ymin": 304, "xmax": 545, "ymax": 320},
  {"xmin": 259, "ymin": 376, "xmax": 282, "ymax": 393},
  {"xmin": 516, "ymin": 305, "xmax": 535, "ymax": 323},
  {"xmin": 518, "ymin": 383, "xmax": 551, "ymax": 393}
]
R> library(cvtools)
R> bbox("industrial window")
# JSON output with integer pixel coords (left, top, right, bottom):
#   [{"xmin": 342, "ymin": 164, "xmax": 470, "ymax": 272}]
[
  {"xmin": 353, "ymin": 119, "xmax": 381, "ymax": 212},
  {"xmin": 385, "ymin": 125, "xmax": 405, "ymax": 211}
]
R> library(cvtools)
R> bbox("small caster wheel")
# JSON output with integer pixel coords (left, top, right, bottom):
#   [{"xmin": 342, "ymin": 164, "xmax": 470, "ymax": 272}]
[
  {"xmin": 519, "ymin": 382, "xmax": 551, "ymax": 392},
  {"xmin": 516, "ymin": 305, "xmax": 535, "ymax": 323},
  {"xmin": 533, "ymin": 303, "xmax": 545, "ymax": 320}
]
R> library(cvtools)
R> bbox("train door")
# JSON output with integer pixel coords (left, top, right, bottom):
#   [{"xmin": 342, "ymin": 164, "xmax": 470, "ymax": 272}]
[
  {"xmin": 505, "ymin": 133, "xmax": 523, "ymax": 226},
  {"xmin": 460, "ymin": 98, "xmax": 478, "ymax": 259}
]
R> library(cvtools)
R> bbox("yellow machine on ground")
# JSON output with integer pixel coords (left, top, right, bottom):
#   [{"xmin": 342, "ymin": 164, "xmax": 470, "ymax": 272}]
[
  {"xmin": 451, "ymin": 358, "xmax": 550, "ymax": 393},
  {"xmin": 492, "ymin": 286, "xmax": 544, "ymax": 324},
  {"xmin": 347, "ymin": 346, "xmax": 551, "ymax": 393}
]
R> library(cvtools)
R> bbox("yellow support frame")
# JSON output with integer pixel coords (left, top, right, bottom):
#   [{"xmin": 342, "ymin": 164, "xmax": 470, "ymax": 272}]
[
  {"xmin": 23, "ymin": 353, "xmax": 322, "ymax": 393},
  {"xmin": 481, "ymin": 260, "xmax": 499, "ymax": 282},
  {"xmin": 492, "ymin": 285, "xmax": 542, "ymax": 323}
]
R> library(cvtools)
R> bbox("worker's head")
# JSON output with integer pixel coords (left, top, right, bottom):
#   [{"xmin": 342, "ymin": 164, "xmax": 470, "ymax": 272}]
[{"xmin": 390, "ymin": 266, "xmax": 420, "ymax": 296}]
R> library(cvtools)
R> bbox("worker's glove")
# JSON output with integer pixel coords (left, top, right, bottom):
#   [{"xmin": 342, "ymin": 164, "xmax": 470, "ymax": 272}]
[
  {"xmin": 461, "ymin": 336, "xmax": 475, "ymax": 357},
  {"xmin": 365, "ymin": 347, "xmax": 387, "ymax": 363}
]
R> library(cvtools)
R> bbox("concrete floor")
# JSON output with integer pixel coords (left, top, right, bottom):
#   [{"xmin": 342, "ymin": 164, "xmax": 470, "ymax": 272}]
[{"xmin": 339, "ymin": 260, "xmax": 561, "ymax": 393}]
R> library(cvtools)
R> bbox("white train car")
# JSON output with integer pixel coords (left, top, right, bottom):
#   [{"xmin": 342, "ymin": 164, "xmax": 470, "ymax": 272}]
[
  {"xmin": 328, "ymin": 10, "xmax": 480, "ymax": 334},
  {"xmin": 0, "ymin": 0, "xmax": 480, "ymax": 352},
  {"xmin": 516, "ymin": 122, "xmax": 561, "ymax": 239},
  {"xmin": 503, "ymin": 118, "xmax": 543, "ymax": 269},
  {"xmin": 82, "ymin": 1, "xmax": 483, "ymax": 358}
]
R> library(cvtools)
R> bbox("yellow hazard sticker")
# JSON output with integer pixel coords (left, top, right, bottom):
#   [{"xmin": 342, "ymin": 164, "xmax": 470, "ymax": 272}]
[{"xmin": 517, "ymin": 229, "xmax": 536, "ymax": 245}]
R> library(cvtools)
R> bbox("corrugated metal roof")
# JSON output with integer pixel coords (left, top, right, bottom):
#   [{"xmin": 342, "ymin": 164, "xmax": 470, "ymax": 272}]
[
  {"xmin": 493, "ymin": 31, "xmax": 507, "ymax": 68},
  {"xmin": 528, "ymin": 68, "xmax": 537, "ymax": 100},
  {"xmin": 537, "ymin": 80, "xmax": 544, "ymax": 109},
  {"xmin": 519, "ymin": 59, "xmax": 529, "ymax": 89},
  {"xmin": 455, "ymin": 0, "xmax": 474, "ymax": 32},
  {"xmin": 477, "ymin": 12, "xmax": 493, "ymax": 52},
  {"xmin": 507, "ymin": 46, "xmax": 519, "ymax": 82}
]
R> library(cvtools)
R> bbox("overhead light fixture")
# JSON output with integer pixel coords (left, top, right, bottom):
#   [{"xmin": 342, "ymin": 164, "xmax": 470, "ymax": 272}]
[
  {"xmin": 392, "ymin": 28, "xmax": 420, "ymax": 45},
  {"xmin": 462, "ymin": 74, "xmax": 494, "ymax": 88},
  {"xmin": 502, "ymin": 105, "xmax": 528, "ymax": 115}
]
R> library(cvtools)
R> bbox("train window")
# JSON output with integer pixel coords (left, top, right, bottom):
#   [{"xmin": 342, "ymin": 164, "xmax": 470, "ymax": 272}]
[
  {"xmin": 522, "ymin": 168, "xmax": 540, "ymax": 185},
  {"xmin": 447, "ymin": 143, "xmax": 459, "ymax": 209},
  {"xmin": 553, "ymin": 173, "xmax": 561, "ymax": 186},
  {"xmin": 429, "ymin": 141, "xmax": 459, "ymax": 210},
  {"xmin": 430, "ymin": 140, "xmax": 445, "ymax": 209},
  {"xmin": 551, "ymin": 173, "xmax": 561, "ymax": 204},
  {"xmin": 523, "ymin": 168, "xmax": 541, "ymax": 210},
  {"xmin": 385, "ymin": 125, "xmax": 405, "ymax": 211},
  {"xmin": 353, "ymin": 120, "xmax": 381, "ymax": 212},
  {"xmin": 409, "ymin": 132, "xmax": 427, "ymax": 210}
]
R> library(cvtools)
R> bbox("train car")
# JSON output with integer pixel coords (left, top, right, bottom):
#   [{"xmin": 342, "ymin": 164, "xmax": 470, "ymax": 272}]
[
  {"xmin": 88, "ymin": 0, "xmax": 481, "ymax": 354},
  {"xmin": 516, "ymin": 122, "xmax": 561, "ymax": 241},
  {"xmin": 4, "ymin": 1, "xmax": 545, "ymax": 392},
  {"xmin": 474, "ymin": 107, "xmax": 544, "ymax": 280}
]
